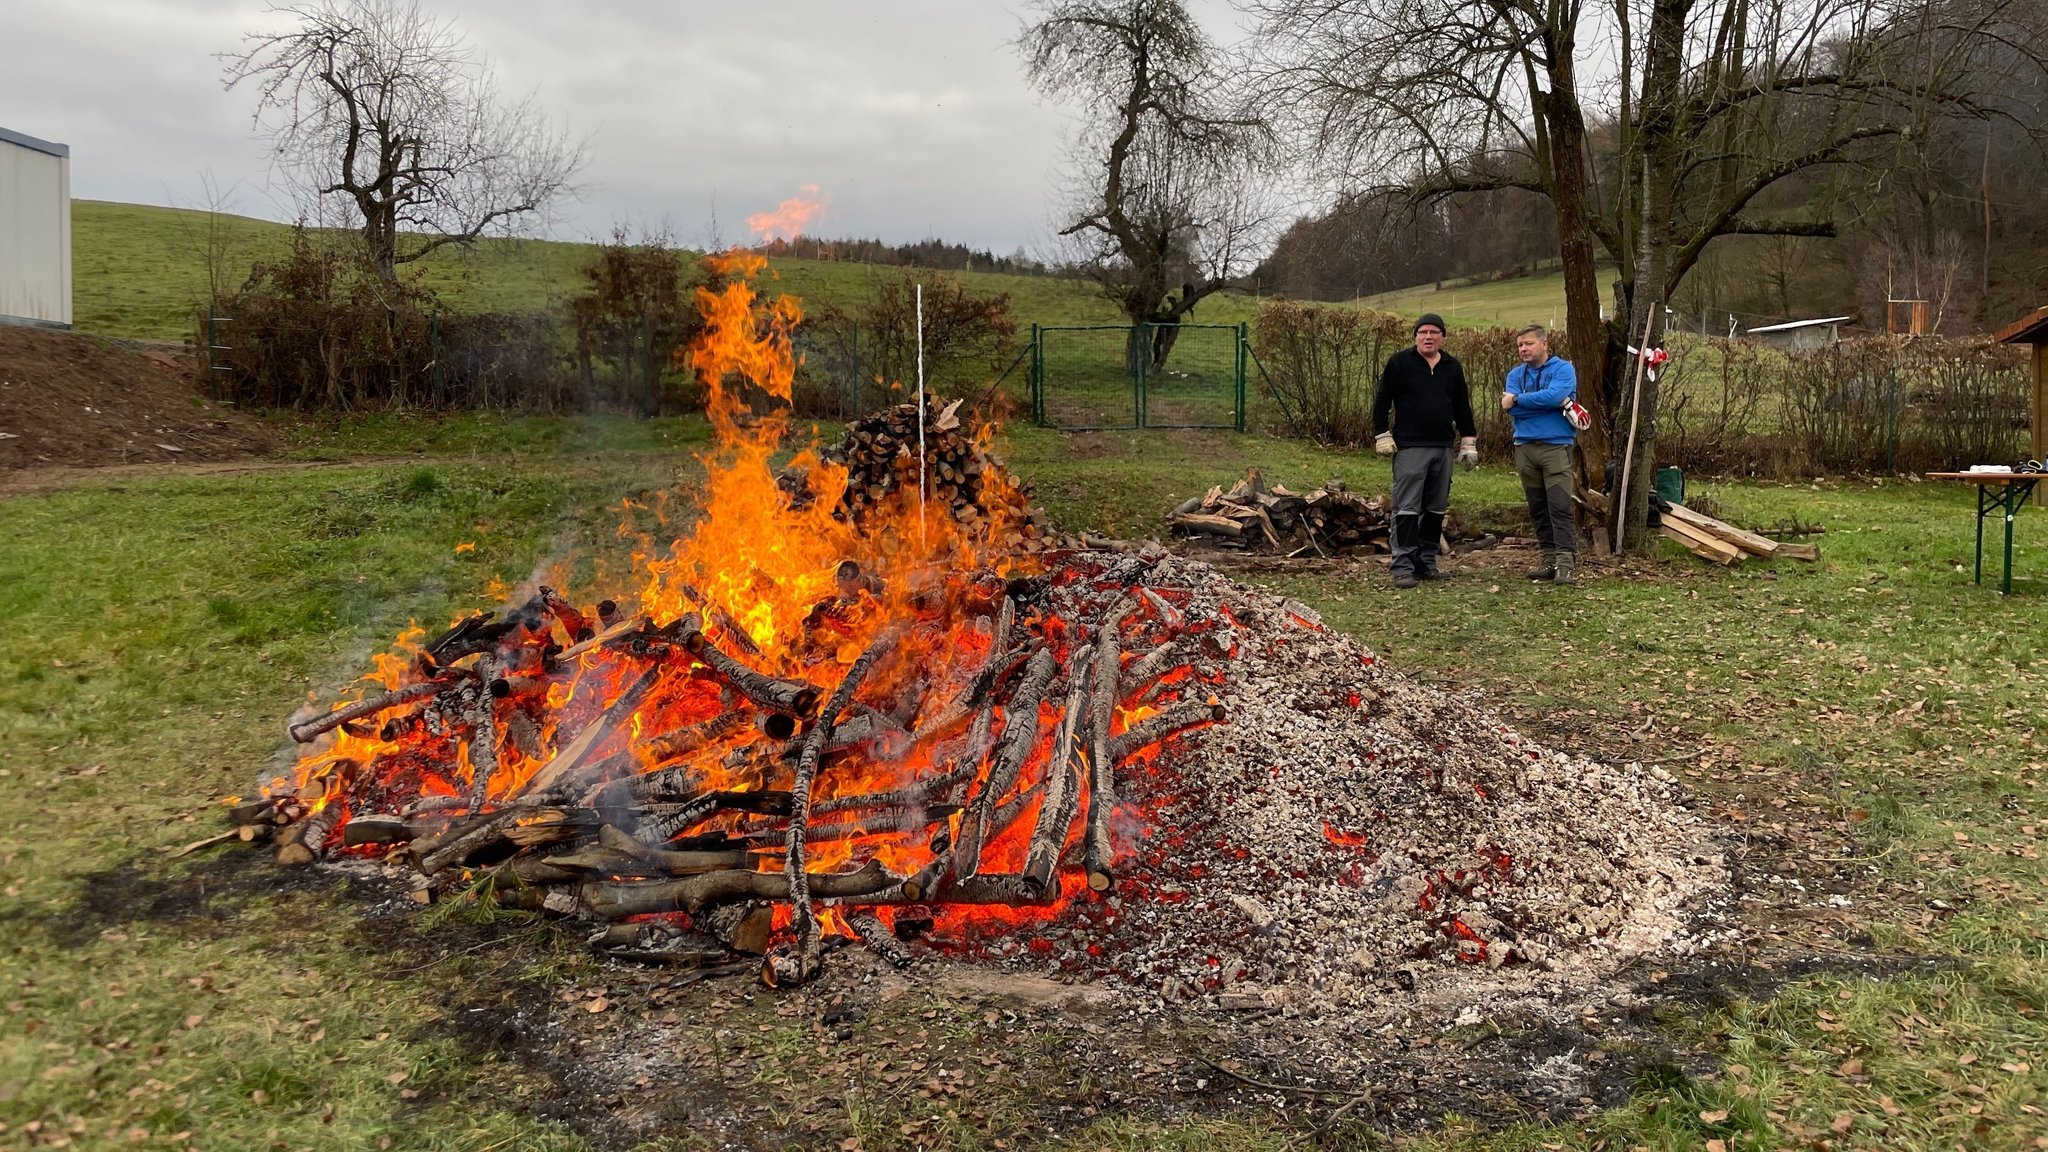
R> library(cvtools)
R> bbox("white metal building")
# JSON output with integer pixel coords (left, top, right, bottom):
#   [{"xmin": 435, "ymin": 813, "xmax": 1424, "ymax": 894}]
[
  {"xmin": 0, "ymin": 126, "xmax": 72, "ymax": 329},
  {"xmin": 1745, "ymin": 315, "xmax": 1855, "ymax": 351}
]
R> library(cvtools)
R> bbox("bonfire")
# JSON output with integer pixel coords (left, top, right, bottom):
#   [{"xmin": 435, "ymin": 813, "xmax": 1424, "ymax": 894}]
[
  {"xmin": 239, "ymin": 252, "xmax": 1714, "ymax": 1004},
  {"xmin": 248, "ymin": 252, "xmax": 1220, "ymax": 983}
]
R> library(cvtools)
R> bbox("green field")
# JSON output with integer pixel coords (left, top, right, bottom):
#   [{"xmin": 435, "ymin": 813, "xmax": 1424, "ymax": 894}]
[
  {"xmin": 1360, "ymin": 266, "xmax": 1586, "ymax": 329},
  {"xmin": 71, "ymin": 200, "xmax": 1270, "ymax": 344},
  {"xmin": 4, "ymin": 412, "xmax": 2047, "ymax": 1150}
]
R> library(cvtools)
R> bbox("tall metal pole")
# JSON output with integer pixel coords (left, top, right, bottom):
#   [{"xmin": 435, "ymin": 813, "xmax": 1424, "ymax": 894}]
[
  {"xmin": 915, "ymin": 283, "xmax": 927, "ymax": 550},
  {"xmin": 642, "ymin": 313, "xmax": 654, "ymax": 418}
]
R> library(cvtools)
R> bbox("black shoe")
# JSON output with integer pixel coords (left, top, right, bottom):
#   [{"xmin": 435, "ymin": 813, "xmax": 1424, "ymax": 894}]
[
  {"xmin": 1417, "ymin": 566, "xmax": 1442, "ymax": 581},
  {"xmin": 1392, "ymin": 571, "xmax": 1418, "ymax": 589}
]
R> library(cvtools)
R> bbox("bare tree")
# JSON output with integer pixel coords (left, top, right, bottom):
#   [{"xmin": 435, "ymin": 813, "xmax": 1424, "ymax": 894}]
[
  {"xmin": 1020, "ymin": 0, "xmax": 1272, "ymax": 372},
  {"xmin": 1249, "ymin": 0, "xmax": 2045, "ymax": 545},
  {"xmin": 223, "ymin": 0, "xmax": 584, "ymax": 283}
]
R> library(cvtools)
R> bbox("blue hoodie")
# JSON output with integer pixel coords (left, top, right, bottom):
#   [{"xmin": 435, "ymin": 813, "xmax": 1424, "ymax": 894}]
[{"xmin": 1504, "ymin": 355, "xmax": 1578, "ymax": 445}]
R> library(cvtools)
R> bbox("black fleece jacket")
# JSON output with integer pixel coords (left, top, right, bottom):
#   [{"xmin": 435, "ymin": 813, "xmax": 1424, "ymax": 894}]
[{"xmin": 1370, "ymin": 347, "xmax": 1477, "ymax": 447}]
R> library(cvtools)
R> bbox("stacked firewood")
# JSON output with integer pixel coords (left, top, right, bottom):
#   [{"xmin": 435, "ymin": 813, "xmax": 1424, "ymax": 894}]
[
  {"xmin": 246, "ymin": 556, "xmax": 1221, "ymax": 983},
  {"xmin": 803, "ymin": 398, "xmax": 1061, "ymax": 552},
  {"xmin": 246, "ymin": 408, "xmax": 1220, "ymax": 984},
  {"xmin": 1170, "ymin": 468, "xmax": 1392, "ymax": 557}
]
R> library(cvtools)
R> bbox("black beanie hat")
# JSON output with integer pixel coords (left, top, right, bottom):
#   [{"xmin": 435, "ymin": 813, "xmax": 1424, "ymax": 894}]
[{"xmin": 1414, "ymin": 313, "xmax": 1446, "ymax": 334}]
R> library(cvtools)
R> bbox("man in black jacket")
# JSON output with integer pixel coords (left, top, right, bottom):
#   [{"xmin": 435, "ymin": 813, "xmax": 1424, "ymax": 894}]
[{"xmin": 1371, "ymin": 313, "xmax": 1478, "ymax": 588}]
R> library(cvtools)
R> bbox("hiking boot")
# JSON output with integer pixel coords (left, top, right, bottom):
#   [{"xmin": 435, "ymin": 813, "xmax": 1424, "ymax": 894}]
[
  {"xmin": 1552, "ymin": 552, "xmax": 1577, "ymax": 586},
  {"xmin": 1525, "ymin": 553, "xmax": 1556, "ymax": 581},
  {"xmin": 1417, "ymin": 566, "xmax": 1442, "ymax": 581},
  {"xmin": 1391, "ymin": 570, "xmax": 1419, "ymax": 589}
]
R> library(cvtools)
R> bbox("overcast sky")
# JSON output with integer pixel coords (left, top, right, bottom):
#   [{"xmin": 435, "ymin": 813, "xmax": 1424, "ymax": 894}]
[{"xmin": 3, "ymin": 0, "xmax": 1251, "ymax": 254}]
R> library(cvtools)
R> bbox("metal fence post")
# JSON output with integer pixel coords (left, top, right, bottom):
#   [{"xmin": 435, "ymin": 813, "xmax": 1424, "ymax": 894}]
[
  {"xmin": 1030, "ymin": 323, "xmax": 1044, "ymax": 426},
  {"xmin": 205, "ymin": 312, "xmax": 217, "ymax": 401},
  {"xmin": 1135, "ymin": 323, "xmax": 1148, "ymax": 428},
  {"xmin": 431, "ymin": 307, "xmax": 445, "ymax": 408},
  {"xmin": 1235, "ymin": 321, "xmax": 1249, "ymax": 432}
]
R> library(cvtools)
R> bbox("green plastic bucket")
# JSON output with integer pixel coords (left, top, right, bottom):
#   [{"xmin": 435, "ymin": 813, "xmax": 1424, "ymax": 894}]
[{"xmin": 1655, "ymin": 466, "xmax": 1685, "ymax": 505}]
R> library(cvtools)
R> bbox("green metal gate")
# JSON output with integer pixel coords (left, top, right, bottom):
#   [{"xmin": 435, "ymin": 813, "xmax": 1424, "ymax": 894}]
[{"xmin": 1028, "ymin": 322, "xmax": 1248, "ymax": 431}]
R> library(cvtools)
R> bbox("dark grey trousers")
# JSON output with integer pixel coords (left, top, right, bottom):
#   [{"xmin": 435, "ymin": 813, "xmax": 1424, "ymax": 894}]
[
  {"xmin": 1390, "ymin": 444, "xmax": 1454, "ymax": 576},
  {"xmin": 1514, "ymin": 441, "xmax": 1578, "ymax": 555}
]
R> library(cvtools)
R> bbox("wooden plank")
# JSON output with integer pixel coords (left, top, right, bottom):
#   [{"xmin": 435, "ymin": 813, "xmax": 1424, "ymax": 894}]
[
  {"xmin": 1661, "ymin": 520, "xmax": 1742, "ymax": 566},
  {"xmin": 1664, "ymin": 502, "xmax": 1781, "ymax": 557},
  {"xmin": 1171, "ymin": 512, "xmax": 1245, "ymax": 538},
  {"xmin": 1774, "ymin": 541, "xmax": 1820, "ymax": 562}
]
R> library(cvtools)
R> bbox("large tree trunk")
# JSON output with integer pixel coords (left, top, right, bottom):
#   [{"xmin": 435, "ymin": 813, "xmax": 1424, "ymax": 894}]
[
  {"xmin": 364, "ymin": 199, "xmax": 399, "ymax": 284},
  {"xmin": 1542, "ymin": 44, "xmax": 1612, "ymax": 481},
  {"xmin": 1616, "ymin": 0, "xmax": 1689, "ymax": 551}
]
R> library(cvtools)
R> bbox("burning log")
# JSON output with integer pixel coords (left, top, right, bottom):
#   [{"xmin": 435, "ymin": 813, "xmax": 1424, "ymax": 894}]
[
  {"xmin": 287, "ymin": 678, "xmax": 456, "ymax": 744},
  {"xmin": 553, "ymin": 612, "xmax": 651, "ymax": 664},
  {"xmin": 1085, "ymin": 597, "xmax": 1138, "ymax": 892},
  {"xmin": 1109, "ymin": 698, "xmax": 1226, "ymax": 763},
  {"xmin": 465, "ymin": 659, "xmax": 502, "ymax": 816},
  {"xmin": 276, "ymin": 803, "xmax": 340, "ymax": 866},
  {"xmin": 682, "ymin": 623, "xmax": 824, "ymax": 717},
  {"xmin": 341, "ymin": 813, "xmax": 415, "ymax": 847},
  {"xmin": 1123, "ymin": 640, "xmax": 1180, "ymax": 687},
  {"xmin": 518, "ymin": 665, "xmax": 667, "ymax": 799},
  {"xmin": 951, "ymin": 647, "xmax": 1058, "ymax": 879},
  {"xmin": 582, "ymin": 859, "xmax": 898, "ymax": 919},
  {"xmin": 413, "ymin": 807, "xmax": 530, "ymax": 874},
  {"xmin": 1020, "ymin": 655, "xmax": 1093, "ymax": 899},
  {"xmin": 700, "ymin": 902, "xmax": 775, "ymax": 954},
  {"xmin": 786, "ymin": 629, "xmax": 901, "ymax": 980},
  {"xmin": 538, "ymin": 586, "xmax": 594, "ymax": 643},
  {"xmin": 847, "ymin": 911, "xmax": 913, "ymax": 968},
  {"xmin": 596, "ymin": 824, "xmax": 753, "ymax": 873}
]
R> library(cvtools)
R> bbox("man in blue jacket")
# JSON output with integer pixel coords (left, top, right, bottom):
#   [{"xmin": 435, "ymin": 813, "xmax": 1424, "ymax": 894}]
[{"xmin": 1501, "ymin": 324, "xmax": 1580, "ymax": 585}]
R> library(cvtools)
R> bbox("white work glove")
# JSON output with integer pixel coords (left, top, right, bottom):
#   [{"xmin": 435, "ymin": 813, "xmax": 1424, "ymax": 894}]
[
  {"xmin": 1457, "ymin": 437, "xmax": 1478, "ymax": 471},
  {"xmin": 1373, "ymin": 432, "xmax": 1395, "ymax": 458}
]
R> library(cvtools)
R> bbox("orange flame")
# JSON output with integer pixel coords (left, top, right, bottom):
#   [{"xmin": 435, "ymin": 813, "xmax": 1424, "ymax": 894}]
[{"xmin": 746, "ymin": 185, "xmax": 825, "ymax": 243}]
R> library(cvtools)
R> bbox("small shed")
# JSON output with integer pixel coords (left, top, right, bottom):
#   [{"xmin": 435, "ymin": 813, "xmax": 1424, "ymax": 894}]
[
  {"xmin": 0, "ymin": 125, "xmax": 72, "ymax": 329},
  {"xmin": 1994, "ymin": 306, "xmax": 2048, "ymax": 461},
  {"xmin": 1746, "ymin": 315, "xmax": 1854, "ymax": 351}
]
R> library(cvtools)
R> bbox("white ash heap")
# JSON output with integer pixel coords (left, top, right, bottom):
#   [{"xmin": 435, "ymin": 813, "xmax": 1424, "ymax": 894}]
[{"xmin": 938, "ymin": 553, "xmax": 1719, "ymax": 1011}]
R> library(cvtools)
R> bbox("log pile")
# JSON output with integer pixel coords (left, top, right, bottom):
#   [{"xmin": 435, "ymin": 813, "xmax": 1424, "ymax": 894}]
[
  {"xmin": 797, "ymin": 398, "xmax": 1063, "ymax": 553},
  {"xmin": 1658, "ymin": 501, "xmax": 1820, "ymax": 567},
  {"xmin": 1170, "ymin": 468, "xmax": 1392, "ymax": 556},
  {"xmin": 254, "ymin": 408, "xmax": 1220, "ymax": 983}
]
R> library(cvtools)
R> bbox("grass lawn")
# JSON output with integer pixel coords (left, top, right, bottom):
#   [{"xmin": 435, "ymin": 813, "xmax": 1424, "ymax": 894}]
[
  {"xmin": 4, "ymin": 418, "xmax": 2046, "ymax": 1150},
  {"xmin": 1358, "ymin": 267, "xmax": 1597, "ymax": 330},
  {"xmin": 70, "ymin": 200, "xmax": 1269, "ymax": 346}
]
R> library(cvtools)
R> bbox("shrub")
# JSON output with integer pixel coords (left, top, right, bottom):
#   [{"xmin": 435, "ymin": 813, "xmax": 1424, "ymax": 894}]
[
  {"xmin": 799, "ymin": 273, "xmax": 1020, "ymax": 418},
  {"xmin": 205, "ymin": 227, "xmax": 569, "ymax": 411},
  {"xmin": 1250, "ymin": 299, "xmax": 1524, "ymax": 449}
]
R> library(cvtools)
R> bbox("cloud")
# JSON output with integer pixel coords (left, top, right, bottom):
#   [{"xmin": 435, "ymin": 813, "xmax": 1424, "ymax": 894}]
[{"xmin": 2, "ymin": 0, "xmax": 1117, "ymax": 252}]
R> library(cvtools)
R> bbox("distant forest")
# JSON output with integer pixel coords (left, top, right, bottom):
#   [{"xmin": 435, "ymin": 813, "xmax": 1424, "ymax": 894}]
[
  {"xmin": 1260, "ymin": 70, "xmax": 2048, "ymax": 334},
  {"xmin": 749, "ymin": 235, "xmax": 1055, "ymax": 278}
]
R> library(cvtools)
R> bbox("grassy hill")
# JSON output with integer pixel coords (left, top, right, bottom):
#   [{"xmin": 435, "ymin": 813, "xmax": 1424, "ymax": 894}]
[
  {"xmin": 70, "ymin": 200, "xmax": 1267, "ymax": 343},
  {"xmin": 1359, "ymin": 266, "xmax": 1585, "ymax": 329}
]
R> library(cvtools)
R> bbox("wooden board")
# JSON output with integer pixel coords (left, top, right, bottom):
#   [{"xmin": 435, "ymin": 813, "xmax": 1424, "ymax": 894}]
[
  {"xmin": 1661, "ymin": 519, "xmax": 1742, "ymax": 566},
  {"xmin": 1664, "ymin": 502, "xmax": 1781, "ymax": 558}
]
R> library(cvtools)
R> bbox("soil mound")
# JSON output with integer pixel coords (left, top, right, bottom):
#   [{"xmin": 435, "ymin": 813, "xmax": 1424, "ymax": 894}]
[{"xmin": 0, "ymin": 326, "xmax": 276, "ymax": 470}]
